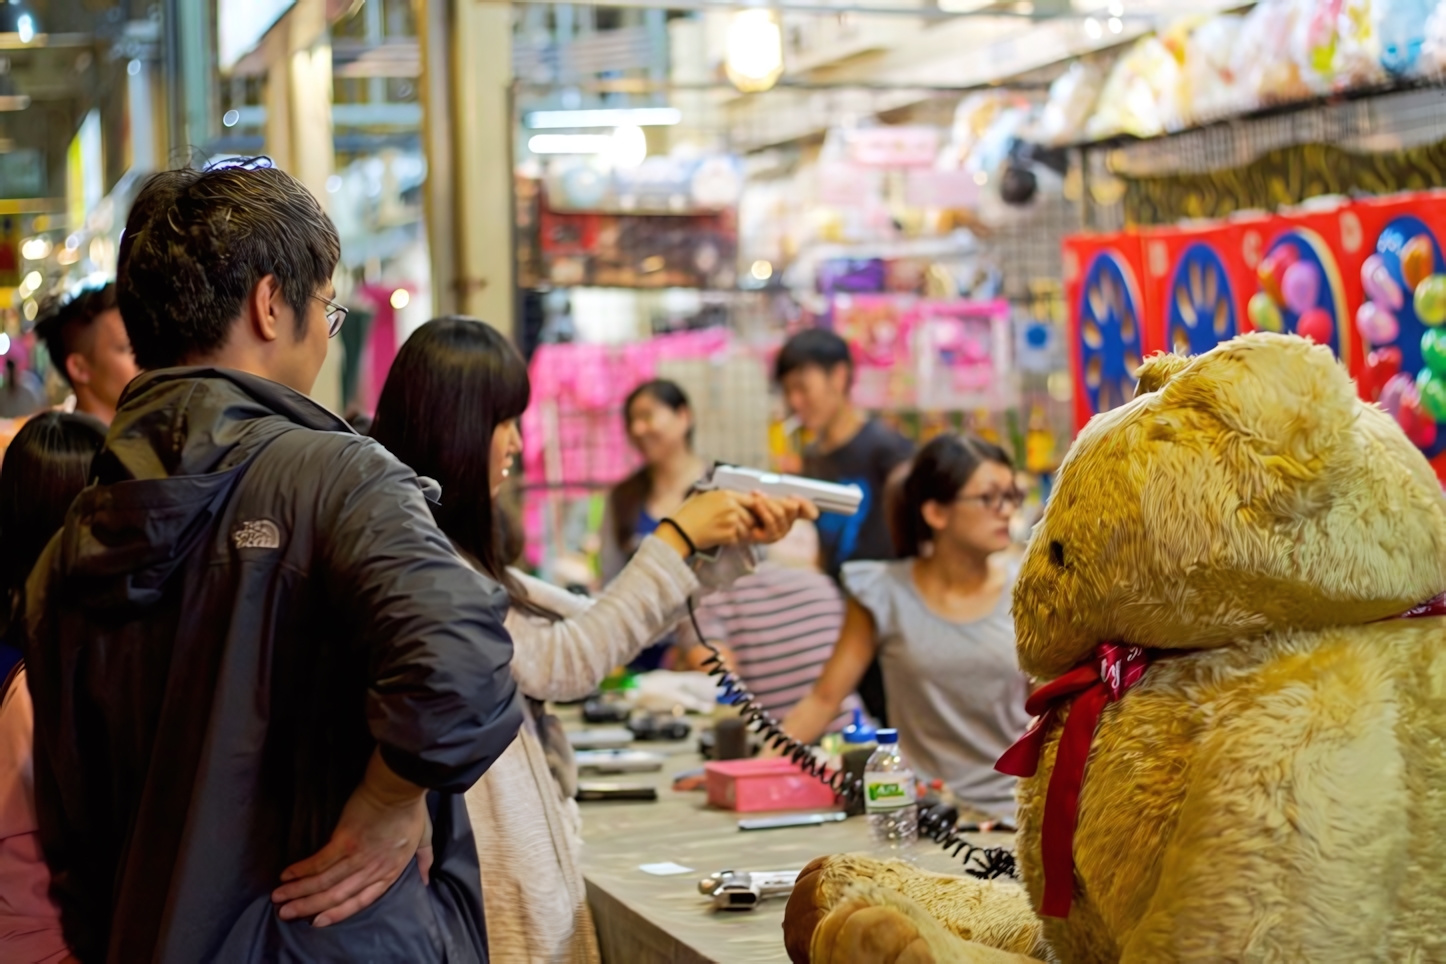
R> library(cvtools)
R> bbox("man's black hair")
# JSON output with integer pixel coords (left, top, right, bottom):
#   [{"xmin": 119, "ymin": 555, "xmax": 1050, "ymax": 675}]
[
  {"xmin": 116, "ymin": 158, "xmax": 341, "ymax": 371},
  {"xmin": 33, "ymin": 283, "xmax": 118, "ymax": 388},
  {"xmin": 774, "ymin": 327, "xmax": 854, "ymax": 383}
]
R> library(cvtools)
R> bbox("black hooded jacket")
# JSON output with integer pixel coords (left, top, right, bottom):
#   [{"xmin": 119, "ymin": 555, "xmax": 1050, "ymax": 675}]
[{"xmin": 24, "ymin": 368, "xmax": 522, "ymax": 963}]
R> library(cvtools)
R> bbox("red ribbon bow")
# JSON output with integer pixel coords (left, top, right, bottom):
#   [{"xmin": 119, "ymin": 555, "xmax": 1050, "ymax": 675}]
[
  {"xmin": 996, "ymin": 591, "xmax": 1446, "ymax": 921},
  {"xmin": 995, "ymin": 642, "xmax": 1150, "ymax": 919}
]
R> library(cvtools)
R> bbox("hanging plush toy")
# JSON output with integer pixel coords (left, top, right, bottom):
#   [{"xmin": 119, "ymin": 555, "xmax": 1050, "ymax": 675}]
[{"xmin": 784, "ymin": 332, "xmax": 1446, "ymax": 963}]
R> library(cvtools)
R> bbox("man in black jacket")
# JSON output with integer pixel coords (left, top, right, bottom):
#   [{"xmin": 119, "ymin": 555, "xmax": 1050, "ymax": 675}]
[{"xmin": 24, "ymin": 161, "xmax": 522, "ymax": 963}]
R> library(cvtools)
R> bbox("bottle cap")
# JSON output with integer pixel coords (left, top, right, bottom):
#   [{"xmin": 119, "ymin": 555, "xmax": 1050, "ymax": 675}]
[
  {"xmin": 876, "ymin": 728, "xmax": 899, "ymax": 744},
  {"xmin": 841, "ymin": 707, "xmax": 876, "ymax": 744}
]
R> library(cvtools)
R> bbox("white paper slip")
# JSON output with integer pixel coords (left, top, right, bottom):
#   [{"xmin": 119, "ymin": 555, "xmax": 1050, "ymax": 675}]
[{"xmin": 638, "ymin": 862, "xmax": 695, "ymax": 876}]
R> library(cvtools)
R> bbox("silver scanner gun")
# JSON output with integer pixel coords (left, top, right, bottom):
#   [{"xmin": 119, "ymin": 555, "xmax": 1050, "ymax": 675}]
[{"xmin": 703, "ymin": 465, "xmax": 863, "ymax": 517}]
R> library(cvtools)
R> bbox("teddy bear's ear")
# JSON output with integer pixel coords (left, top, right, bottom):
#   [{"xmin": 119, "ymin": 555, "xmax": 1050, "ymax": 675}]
[
  {"xmin": 1133, "ymin": 352, "xmax": 1191, "ymax": 398},
  {"xmin": 1167, "ymin": 334, "xmax": 1357, "ymax": 518}
]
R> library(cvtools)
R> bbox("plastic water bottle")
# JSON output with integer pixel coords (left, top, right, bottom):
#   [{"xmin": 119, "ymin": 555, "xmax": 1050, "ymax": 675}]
[{"xmin": 864, "ymin": 729, "xmax": 917, "ymax": 846}]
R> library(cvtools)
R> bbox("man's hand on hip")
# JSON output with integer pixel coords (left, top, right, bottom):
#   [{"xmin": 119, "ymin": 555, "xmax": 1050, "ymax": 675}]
[{"xmin": 271, "ymin": 748, "xmax": 431, "ymax": 927}]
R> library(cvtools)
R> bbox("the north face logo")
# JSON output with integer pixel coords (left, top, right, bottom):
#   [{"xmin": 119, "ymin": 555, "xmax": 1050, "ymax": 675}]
[{"xmin": 233, "ymin": 519, "xmax": 282, "ymax": 550}]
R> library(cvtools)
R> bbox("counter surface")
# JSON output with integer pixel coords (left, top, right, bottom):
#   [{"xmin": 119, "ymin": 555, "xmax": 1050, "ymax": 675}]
[{"xmin": 576, "ymin": 728, "xmax": 1014, "ymax": 964}]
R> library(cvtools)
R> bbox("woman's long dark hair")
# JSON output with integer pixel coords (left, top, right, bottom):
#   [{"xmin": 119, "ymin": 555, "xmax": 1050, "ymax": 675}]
[
  {"xmin": 609, "ymin": 379, "xmax": 693, "ymax": 555},
  {"xmin": 0, "ymin": 412, "xmax": 107, "ymax": 613},
  {"xmin": 890, "ymin": 433, "xmax": 1013, "ymax": 558},
  {"xmin": 370, "ymin": 316, "xmax": 551, "ymax": 617}
]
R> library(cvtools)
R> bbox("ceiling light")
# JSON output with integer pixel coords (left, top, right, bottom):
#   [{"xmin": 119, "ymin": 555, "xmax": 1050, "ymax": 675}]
[
  {"xmin": 22, "ymin": 299, "xmax": 36, "ymax": 321},
  {"xmin": 528, "ymin": 134, "xmax": 615, "ymax": 155},
  {"xmin": 750, "ymin": 260, "xmax": 773, "ymax": 281},
  {"xmin": 1084, "ymin": 16, "xmax": 1103, "ymax": 40},
  {"xmin": 0, "ymin": 333, "xmax": 9, "ymax": 355},
  {"xmin": 726, "ymin": 10, "xmax": 785, "ymax": 94},
  {"xmin": 326, "ymin": 175, "xmax": 343, "ymax": 193},
  {"xmin": 1108, "ymin": 16, "xmax": 1123, "ymax": 33},
  {"xmin": 526, "ymin": 107, "xmax": 681, "ymax": 129},
  {"xmin": 936, "ymin": 0, "xmax": 997, "ymax": 11},
  {"xmin": 20, "ymin": 237, "xmax": 49, "ymax": 260},
  {"xmin": 1107, "ymin": 0, "xmax": 1124, "ymax": 15},
  {"xmin": 16, "ymin": 15, "xmax": 33, "ymax": 45},
  {"xmin": 21, "ymin": 269, "xmax": 40, "ymax": 292},
  {"xmin": 223, "ymin": 110, "xmax": 240, "ymax": 128},
  {"xmin": 390, "ymin": 288, "xmax": 410, "ymax": 309},
  {"xmin": 607, "ymin": 125, "xmax": 648, "ymax": 169}
]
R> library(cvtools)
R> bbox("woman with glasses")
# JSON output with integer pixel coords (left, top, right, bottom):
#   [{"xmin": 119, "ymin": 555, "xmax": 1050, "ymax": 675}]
[{"xmin": 776, "ymin": 433, "xmax": 1033, "ymax": 822}]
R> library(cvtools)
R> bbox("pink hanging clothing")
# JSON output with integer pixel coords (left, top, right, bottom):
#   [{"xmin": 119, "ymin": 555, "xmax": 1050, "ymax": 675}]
[{"xmin": 0, "ymin": 668, "xmax": 69, "ymax": 964}]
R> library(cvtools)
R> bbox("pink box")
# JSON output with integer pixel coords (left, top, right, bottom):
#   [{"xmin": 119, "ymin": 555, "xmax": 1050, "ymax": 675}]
[{"xmin": 704, "ymin": 758, "xmax": 842, "ymax": 813}]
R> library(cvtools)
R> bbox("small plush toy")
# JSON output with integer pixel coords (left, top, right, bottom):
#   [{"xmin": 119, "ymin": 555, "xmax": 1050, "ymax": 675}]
[{"xmin": 784, "ymin": 333, "xmax": 1446, "ymax": 962}]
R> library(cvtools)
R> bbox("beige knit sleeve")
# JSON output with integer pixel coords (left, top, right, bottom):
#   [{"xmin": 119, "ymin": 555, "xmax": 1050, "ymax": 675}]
[{"xmin": 504, "ymin": 535, "xmax": 701, "ymax": 702}]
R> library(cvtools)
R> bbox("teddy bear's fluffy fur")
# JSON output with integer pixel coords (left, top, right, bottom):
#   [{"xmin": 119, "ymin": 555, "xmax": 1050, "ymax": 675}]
[{"xmin": 784, "ymin": 333, "xmax": 1446, "ymax": 962}]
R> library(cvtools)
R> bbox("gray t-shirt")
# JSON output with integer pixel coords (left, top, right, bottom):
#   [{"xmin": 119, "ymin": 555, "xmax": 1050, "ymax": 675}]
[{"xmin": 843, "ymin": 558, "xmax": 1032, "ymax": 819}]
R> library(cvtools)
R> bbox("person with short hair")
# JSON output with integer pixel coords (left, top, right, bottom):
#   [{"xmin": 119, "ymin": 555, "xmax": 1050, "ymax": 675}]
[
  {"xmin": 33, "ymin": 283, "xmax": 139, "ymax": 425},
  {"xmin": 24, "ymin": 161, "xmax": 521, "ymax": 964},
  {"xmin": 775, "ymin": 328, "xmax": 914, "ymax": 724}
]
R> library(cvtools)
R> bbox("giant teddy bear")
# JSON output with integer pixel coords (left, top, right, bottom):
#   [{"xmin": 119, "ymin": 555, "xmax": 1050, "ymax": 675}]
[{"xmin": 784, "ymin": 333, "xmax": 1446, "ymax": 962}]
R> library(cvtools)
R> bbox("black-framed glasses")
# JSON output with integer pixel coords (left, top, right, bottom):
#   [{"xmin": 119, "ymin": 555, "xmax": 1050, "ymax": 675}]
[
  {"xmin": 956, "ymin": 488, "xmax": 1026, "ymax": 513},
  {"xmin": 315, "ymin": 295, "xmax": 349, "ymax": 338}
]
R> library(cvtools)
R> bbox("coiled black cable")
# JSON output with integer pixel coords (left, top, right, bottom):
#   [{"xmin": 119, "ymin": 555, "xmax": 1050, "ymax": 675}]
[{"xmin": 686, "ymin": 597, "xmax": 1018, "ymax": 881}]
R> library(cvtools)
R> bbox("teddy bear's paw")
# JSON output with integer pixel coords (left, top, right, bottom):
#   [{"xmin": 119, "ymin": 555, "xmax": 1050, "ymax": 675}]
[
  {"xmin": 809, "ymin": 882, "xmax": 1044, "ymax": 964},
  {"xmin": 782, "ymin": 853, "xmax": 1046, "ymax": 961}
]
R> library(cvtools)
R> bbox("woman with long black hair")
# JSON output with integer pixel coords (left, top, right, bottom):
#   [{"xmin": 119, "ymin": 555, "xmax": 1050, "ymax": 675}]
[
  {"xmin": 370, "ymin": 317, "xmax": 814, "ymax": 963},
  {"xmin": 0, "ymin": 412, "xmax": 106, "ymax": 964}
]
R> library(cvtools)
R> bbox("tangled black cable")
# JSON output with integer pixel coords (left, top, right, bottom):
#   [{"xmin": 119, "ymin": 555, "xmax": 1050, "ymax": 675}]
[{"xmin": 687, "ymin": 598, "xmax": 1018, "ymax": 881}]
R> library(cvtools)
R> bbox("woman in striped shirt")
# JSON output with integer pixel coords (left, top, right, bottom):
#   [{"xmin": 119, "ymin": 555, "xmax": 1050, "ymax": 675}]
[{"xmin": 674, "ymin": 521, "xmax": 860, "ymax": 729}]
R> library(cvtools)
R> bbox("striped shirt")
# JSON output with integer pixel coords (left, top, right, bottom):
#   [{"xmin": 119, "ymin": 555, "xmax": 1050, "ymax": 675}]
[{"xmin": 682, "ymin": 563, "xmax": 859, "ymax": 726}]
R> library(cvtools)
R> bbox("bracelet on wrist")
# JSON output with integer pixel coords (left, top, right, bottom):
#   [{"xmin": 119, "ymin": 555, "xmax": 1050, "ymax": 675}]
[{"xmin": 657, "ymin": 517, "xmax": 699, "ymax": 557}]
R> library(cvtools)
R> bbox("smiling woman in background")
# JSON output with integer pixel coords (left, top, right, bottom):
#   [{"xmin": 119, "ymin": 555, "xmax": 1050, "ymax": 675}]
[{"xmin": 601, "ymin": 379, "xmax": 709, "ymax": 669}]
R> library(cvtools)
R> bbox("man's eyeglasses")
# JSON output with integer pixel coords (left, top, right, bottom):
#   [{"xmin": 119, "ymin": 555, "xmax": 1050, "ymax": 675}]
[
  {"xmin": 956, "ymin": 488, "xmax": 1027, "ymax": 513},
  {"xmin": 315, "ymin": 295, "xmax": 349, "ymax": 338}
]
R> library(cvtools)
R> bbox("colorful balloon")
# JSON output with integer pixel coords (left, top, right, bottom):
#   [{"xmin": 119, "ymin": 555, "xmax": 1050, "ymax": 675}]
[
  {"xmin": 1248, "ymin": 291, "xmax": 1284, "ymax": 332},
  {"xmin": 1361, "ymin": 347, "xmax": 1403, "ymax": 402},
  {"xmin": 1281, "ymin": 261, "xmax": 1321, "ymax": 316},
  {"xmin": 1355, "ymin": 301, "xmax": 1399, "ymax": 346},
  {"xmin": 1419, "ymin": 368, "xmax": 1446, "ymax": 423},
  {"xmin": 1425, "ymin": 329, "xmax": 1446, "ymax": 379},
  {"xmin": 1380, "ymin": 372, "xmax": 1415, "ymax": 418},
  {"xmin": 1415, "ymin": 274, "xmax": 1446, "ymax": 326},
  {"xmin": 1361, "ymin": 254, "xmax": 1406, "ymax": 311},
  {"xmin": 1296, "ymin": 307, "xmax": 1334, "ymax": 346},
  {"xmin": 1402, "ymin": 235, "xmax": 1436, "ymax": 292},
  {"xmin": 1258, "ymin": 245, "xmax": 1298, "ymax": 306}
]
